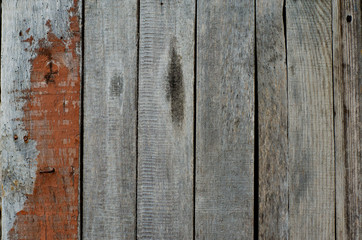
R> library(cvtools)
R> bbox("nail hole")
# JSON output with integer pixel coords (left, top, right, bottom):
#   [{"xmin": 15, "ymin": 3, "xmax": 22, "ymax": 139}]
[
  {"xmin": 23, "ymin": 136, "xmax": 29, "ymax": 143},
  {"xmin": 161, "ymin": 2, "xmax": 163, "ymax": 5},
  {"xmin": 346, "ymin": 15, "xmax": 352, "ymax": 22},
  {"xmin": 14, "ymin": 135, "xmax": 18, "ymax": 140},
  {"xmin": 40, "ymin": 167, "xmax": 55, "ymax": 174}
]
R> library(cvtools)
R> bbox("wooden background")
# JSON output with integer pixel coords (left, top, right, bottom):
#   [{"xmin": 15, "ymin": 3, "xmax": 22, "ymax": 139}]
[{"xmin": 0, "ymin": 0, "xmax": 361, "ymax": 239}]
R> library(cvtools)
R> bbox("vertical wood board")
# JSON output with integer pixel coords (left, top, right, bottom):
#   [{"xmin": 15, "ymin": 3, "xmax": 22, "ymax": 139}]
[
  {"xmin": 286, "ymin": 0, "xmax": 335, "ymax": 238},
  {"xmin": 137, "ymin": 0, "xmax": 195, "ymax": 239},
  {"xmin": 195, "ymin": 0, "xmax": 255, "ymax": 239},
  {"xmin": 1, "ymin": 0, "xmax": 81, "ymax": 239},
  {"xmin": 333, "ymin": 0, "xmax": 362, "ymax": 239},
  {"xmin": 256, "ymin": 0, "xmax": 288, "ymax": 238},
  {"xmin": 83, "ymin": 0, "xmax": 138, "ymax": 239}
]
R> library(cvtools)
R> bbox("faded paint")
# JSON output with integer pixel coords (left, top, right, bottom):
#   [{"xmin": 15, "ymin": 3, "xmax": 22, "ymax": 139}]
[{"xmin": 3, "ymin": 1, "xmax": 81, "ymax": 239}]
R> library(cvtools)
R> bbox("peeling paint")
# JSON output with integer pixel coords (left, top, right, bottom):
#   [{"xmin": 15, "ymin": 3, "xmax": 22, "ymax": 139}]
[{"xmin": 1, "ymin": 0, "xmax": 81, "ymax": 239}]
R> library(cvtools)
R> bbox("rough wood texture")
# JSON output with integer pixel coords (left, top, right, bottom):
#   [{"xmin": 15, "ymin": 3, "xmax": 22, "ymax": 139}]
[
  {"xmin": 333, "ymin": 0, "xmax": 362, "ymax": 239},
  {"xmin": 1, "ymin": 0, "xmax": 81, "ymax": 239},
  {"xmin": 0, "ymin": 105, "xmax": 1, "ymax": 240},
  {"xmin": 195, "ymin": 0, "xmax": 255, "ymax": 239},
  {"xmin": 286, "ymin": 0, "xmax": 335, "ymax": 238},
  {"xmin": 83, "ymin": 1, "xmax": 137, "ymax": 239},
  {"xmin": 257, "ymin": 0, "xmax": 288, "ymax": 239},
  {"xmin": 137, "ymin": 0, "xmax": 195, "ymax": 239}
]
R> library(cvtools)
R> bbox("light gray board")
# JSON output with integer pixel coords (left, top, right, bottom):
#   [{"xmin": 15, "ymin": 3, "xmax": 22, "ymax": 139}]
[
  {"xmin": 257, "ymin": 0, "xmax": 288, "ymax": 239},
  {"xmin": 333, "ymin": 0, "xmax": 362, "ymax": 239},
  {"xmin": 195, "ymin": 0, "xmax": 255, "ymax": 239},
  {"xmin": 137, "ymin": 0, "xmax": 195, "ymax": 239},
  {"xmin": 83, "ymin": 1, "xmax": 137, "ymax": 239},
  {"xmin": 286, "ymin": 0, "xmax": 335, "ymax": 238}
]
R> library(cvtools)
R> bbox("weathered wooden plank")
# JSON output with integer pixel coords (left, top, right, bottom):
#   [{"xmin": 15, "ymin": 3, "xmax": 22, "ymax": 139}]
[
  {"xmin": 83, "ymin": 1, "xmax": 137, "ymax": 239},
  {"xmin": 0, "ymin": 2, "xmax": 2, "ymax": 238},
  {"xmin": 137, "ymin": 0, "xmax": 195, "ymax": 239},
  {"xmin": 333, "ymin": 0, "xmax": 362, "ymax": 239},
  {"xmin": 195, "ymin": 0, "xmax": 255, "ymax": 239},
  {"xmin": 1, "ymin": 0, "xmax": 81, "ymax": 239},
  {"xmin": 256, "ymin": 0, "xmax": 288, "ymax": 239},
  {"xmin": 286, "ymin": 0, "xmax": 335, "ymax": 238}
]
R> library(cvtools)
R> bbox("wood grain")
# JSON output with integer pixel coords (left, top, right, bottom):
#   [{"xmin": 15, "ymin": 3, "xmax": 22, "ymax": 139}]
[
  {"xmin": 333, "ymin": 0, "xmax": 362, "ymax": 239},
  {"xmin": 1, "ymin": 0, "xmax": 81, "ymax": 239},
  {"xmin": 256, "ymin": 0, "xmax": 288, "ymax": 239},
  {"xmin": 0, "ymin": 106, "xmax": 1, "ymax": 240},
  {"xmin": 286, "ymin": 0, "xmax": 335, "ymax": 238},
  {"xmin": 83, "ymin": 1, "xmax": 137, "ymax": 239},
  {"xmin": 195, "ymin": 0, "xmax": 255, "ymax": 239},
  {"xmin": 137, "ymin": 0, "xmax": 195, "ymax": 239}
]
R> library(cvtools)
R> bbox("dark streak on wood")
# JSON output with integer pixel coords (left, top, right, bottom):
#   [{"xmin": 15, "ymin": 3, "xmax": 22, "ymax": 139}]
[
  {"xmin": 110, "ymin": 74, "xmax": 124, "ymax": 97},
  {"xmin": 166, "ymin": 39, "xmax": 185, "ymax": 127}
]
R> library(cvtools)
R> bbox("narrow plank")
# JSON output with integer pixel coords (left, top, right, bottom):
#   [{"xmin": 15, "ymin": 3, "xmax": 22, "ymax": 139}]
[
  {"xmin": 333, "ymin": 0, "xmax": 362, "ymax": 239},
  {"xmin": 256, "ymin": 0, "xmax": 288, "ymax": 239},
  {"xmin": 83, "ymin": 1, "xmax": 137, "ymax": 239},
  {"xmin": 0, "ymin": 2, "xmax": 2, "ymax": 237},
  {"xmin": 195, "ymin": 0, "xmax": 255, "ymax": 239},
  {"xmin": 1, "ymin": 0, "xmax": 81, "ymax": 239},
  {"xmin": 286, "ymin": 0, "xmax": 335, "ymax": 238},
  {"xmin": 138, "ymin": 0, "xmax": 195, "ymax": 239}
]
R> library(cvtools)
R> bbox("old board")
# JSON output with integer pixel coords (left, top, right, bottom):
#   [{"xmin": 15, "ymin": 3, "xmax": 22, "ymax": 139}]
[
  {"xmin": 83, "ymin": 0, "xmax": 137, "ymax": 239},
  {"xmin": 0, "ymin": 0, "xmax": 360, "ymax": 239},
  {"xmin": 1, "ymin": 0, "xmax": 81, "ymax": 239}
]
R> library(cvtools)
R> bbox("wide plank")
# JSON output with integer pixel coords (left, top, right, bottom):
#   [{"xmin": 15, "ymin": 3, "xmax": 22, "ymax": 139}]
[
  {"xmin": 137, "ymin": 0, "xmax": 195, "ymax": 239},
  {"xmin": 1, "ymin": 0, "xmax": 81, "ymax": 239},
  {"xmin": 286, "ymin": 0, "xmax": 335, "ymax": 238},
  {"xmin": 195, "ymin": 0, "xmax": 255, "ymax": 239},
  {"xmin": 83, "ymin": 0, "xmax": 138, "ymax": 239},
  {"xmin": 333, "ymin": 0, "xmax": 362, "ymax": 239},
  {"xmin": 257, "ymin": 0, "xmax": 288, "ymax": 239}
]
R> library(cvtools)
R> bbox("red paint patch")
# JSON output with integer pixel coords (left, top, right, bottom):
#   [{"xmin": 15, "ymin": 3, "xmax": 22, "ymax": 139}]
[
  {"xmin": 9, "ymin": 1, "xmax": 81, "ymax": 239},
  {"xmin": 22, "ymin": 35, "xmax": 34, "ymax": 46}
]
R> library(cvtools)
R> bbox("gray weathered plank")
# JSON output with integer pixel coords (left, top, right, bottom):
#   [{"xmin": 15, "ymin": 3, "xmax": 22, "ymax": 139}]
[
  {"xmin": 286, "ymin": 0, "xmax": 335, "ymax": 238},
  {"xmin": 0, "ymin": 1, "xmax": 1, "ymax": 236},
  {"xmin": 256, "ymin": 0, "xmax": 288, "ymax": 239},
  {"xmin": 83, "ymin": 0, "xmax": 137, "ymax": 239},
  {"xmin": 195, "ymin": 0, "xmax": 255, "ymax": 239},
  {"xmin": 137, "ymin": 0, "xmax": 195, "ymax": 239},
  {"xmin": 1, "ymin": 0, "xmax": 81, "ymax": 239},
  {"xmin": 333, "ymin": 0, "xmax": 362, "ymax": 239}
]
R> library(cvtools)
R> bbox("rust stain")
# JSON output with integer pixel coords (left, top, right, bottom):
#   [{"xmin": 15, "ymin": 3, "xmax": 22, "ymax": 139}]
[{"xmin": 9, "ymin": 1, "xmax": 81, "ymax": 239}]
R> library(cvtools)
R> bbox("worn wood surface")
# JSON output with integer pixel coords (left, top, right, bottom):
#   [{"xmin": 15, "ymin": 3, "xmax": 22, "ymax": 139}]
[
  {"xmin": 83, "ymin": 1, "xmax": 137, "ymax": 239},
  {"xmin": 1, "ymin": 0, "xmax": 81, "ymax": 239},
  {"xmin": 137, "ymin": 0, "xmax": 195, "ymax": 239},
  {"xmin": 0, "ymin": 1, "xmax": 1, "ymax": 236},
  {"xmin": 1, "ymin": 1, "xmax": 361, "ymax": 239},
  {"xmin": 333, "ymin": 0, "xmax": 362, "ymax": 239},
  {"xmin": 256, "ymin": 0, "xmax": 288, "ymax": 239},
  {"xmin": 195, "ymin": 0, "xmax": 255, "ymax": 239},
  {"xmin": 287, "ymin": 0, "xmax": 335, "ymax": 239}
]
